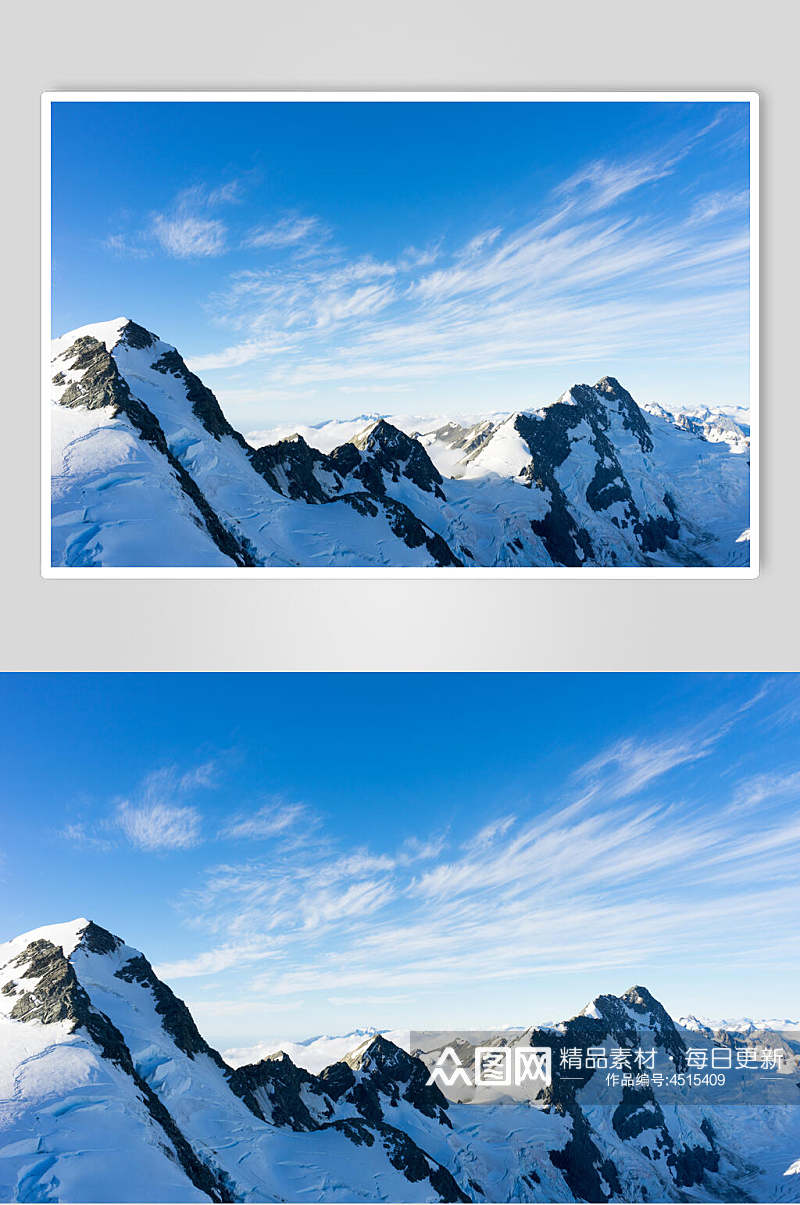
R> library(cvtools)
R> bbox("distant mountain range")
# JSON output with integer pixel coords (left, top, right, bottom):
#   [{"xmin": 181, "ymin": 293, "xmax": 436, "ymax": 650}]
[
  {"xmin": 2, "ymin": 918, "xmax": 797, "ymax": 1202},
  {"xmin": 50, "ymin": 319, "xmax": 750, "ymax": 569}
]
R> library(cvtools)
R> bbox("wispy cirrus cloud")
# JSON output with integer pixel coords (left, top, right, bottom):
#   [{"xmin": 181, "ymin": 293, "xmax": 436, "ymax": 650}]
[
  {"xmin": 114, "ymin": 765, "xmax": 215, "ymax": 850},
  {"xmin": 220, "ymin": 799, "xmax": 313, "ymax": 841},
  {"xmin": 153, "ymin": 212, "xmax": 228, "ymax": 258},
  {"xmin": 688, "ymin": 188, "xmax": 750, "ymax": 225},
  {"xmin": 163, "ymin": 687, "xmax": 799, "ymax": 1010},
  {"xmin": 108, "ymin": 176, "xmax": 246, "ymax": 261},
  {"xmin": 243, "ymin": 215, "xmax": 323, "ymax": 250},
  {"xmin": 61, "ymin": 759, "xmax": 220, "ymax": 853},
  {"xmin": 59, "ymin": 822, "xmax": 115, "ymax": 852},
  {"xmin": 117, "ymin": 798, "xmax": 203, "ymax": 850},
  {"xmin": 556, "ymin": 155, "xmax": 677, "ymax": 212},
  {"xmin": 102, "ymin": 110, "xmax": 748, "ymax": 413},
  {"xmin": 190, "ymin": 126, "xmax": 749, "ymax": 399}
]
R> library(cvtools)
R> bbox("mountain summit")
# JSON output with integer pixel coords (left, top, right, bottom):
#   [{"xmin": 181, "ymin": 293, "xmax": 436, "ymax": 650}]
[{"xmin": 50, "ymin": 319, "xmax": 750, "ymax": 568}]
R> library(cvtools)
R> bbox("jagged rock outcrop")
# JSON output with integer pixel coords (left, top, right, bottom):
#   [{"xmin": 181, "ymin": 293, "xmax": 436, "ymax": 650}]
[
  {"xmin": 50, "ymin": 319, "xmax": 750, "ymax": 569},
  {"xmin": 320, "ymin": 1034, "xmax": 452, "ymax": 1127}
]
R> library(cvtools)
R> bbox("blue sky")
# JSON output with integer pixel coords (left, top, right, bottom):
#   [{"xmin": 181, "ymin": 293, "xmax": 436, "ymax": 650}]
[
  {"xmin": 51, "ymin": 100, "xmax": 751, "ymax": 430},
  {"xmin": 1, "ymin": 673, "xmax": 796, "ymax": 1050}
]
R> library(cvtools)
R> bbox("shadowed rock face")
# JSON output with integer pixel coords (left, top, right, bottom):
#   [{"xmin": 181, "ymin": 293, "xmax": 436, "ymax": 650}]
[
  {"xmin": 152, "ymin": 346, "xmax": 249, "ymax": 448},
  {"xmin": 227, "ymin": 1046, "xmax": 468, "ymax": 1201},
  {"xmin": 115, "ymin": 952, "xmax": 227, "ymax": 1065},
  {"xmin": 250, "ymin": 432, "xmax": 463, "ymax": 566},
  {"xmin": 10, "ymin": 939, "xmax": 95, "ymax": 1029},
  {"xmin": 4, "ymin": 917, "xmax": 792, "ymax": 1203},
  {"xmin": 594, "ymin": 376, "xmax": 654, "ymax": 454},
  {"xmin": 4, "ymin": 918, "xmax": 468, "ymax": 1202},
  {"xmin": 351, "ymin": 421, "xmax": 447, "ymax": 500},
  {"xmin": 113, "ymin": 317, "xmax": 247, "ymax": 448},
  {"xmin": 78, "ymin": 920, "xmax": 122, "ymax": 955},
  {"xmin": 514, "ymin": 379, "xmax": 678, "ymax": 566},
  {"xmin": 229, "ymin": 1051, "xmax": 333, "ymax": 1130},
  {"xmin": 53, "ymin": 319, "xmax": 749, "ymax": 569},
  {"xmin": 116, "ymin": 319, "xmax": 156, "ymax": 350},
  {"xmin": 7, "ymin": 936, "xmax": 231, "ymax": 1202},
  {"xmin": 250, "ymin": 435, "xmax": 343, "ymax": 504},
  {"xmin": 53, "ymin": 335, "xmax": 256, "ymax": 568},
  {"xmin": 522, "ymin": 986, "xmax": 720, "ymax": 1203},
  {"xmin": 334, "ymin": 1034, "xmax": 453, "ymax": 1125},
  {"xmin": 622, "ymin": 985, "xmax": 687, "ymax": 1069}
]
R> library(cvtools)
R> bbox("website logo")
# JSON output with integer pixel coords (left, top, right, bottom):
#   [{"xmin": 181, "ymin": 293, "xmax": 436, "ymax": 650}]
[{"xmin": 427, "ymin": 1045, "xmax": 551, "ymax": 1089}]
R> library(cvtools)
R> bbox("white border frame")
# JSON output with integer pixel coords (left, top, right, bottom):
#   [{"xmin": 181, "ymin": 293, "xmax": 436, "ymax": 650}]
[{"xmin": 41, "ymin": 91, "xmax": 759, "ymax": 580}]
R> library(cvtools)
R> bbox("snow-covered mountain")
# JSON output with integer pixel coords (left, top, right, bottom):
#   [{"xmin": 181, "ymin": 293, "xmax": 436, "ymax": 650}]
[
  {"xmin": 224, "ymin": 1028, "xmax": 412, "ymax": 1076},
  {"xmin": 680, "ymin": 1013, "xmax": 800, "ymax": 1035},
  {"xmin": 50, "ymin": 319, "xmax": 751, "ymax": 569},
  {"xmin": 2, "ymin": 919, "xmax": 798, "ymax": 1203},
  {"xmin": 0, "ymin": 919, "xmax": 466, "ymax": 1203}
]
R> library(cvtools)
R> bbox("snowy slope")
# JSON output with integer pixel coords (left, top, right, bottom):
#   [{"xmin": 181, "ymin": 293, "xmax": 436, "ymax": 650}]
[
  {"xmin": 51, "ymin": 319, "xmax": 751, "ymax": 569},
  {"xmin": 680, "ymin": 1014, "xmax": 800, "ymax": 1035},
  {"xmin": 50, "ymin": 322, "xmax": 460, "ymax": 569},
  {"xmin": 50, "ymin": 327, "xmax": 240, "ymax": 568},
  {"xmin": 0, "ymin": 920, "xmax": 214, "ymax": 1202},
  {"xmin": 225, "ymin": 1029, "xmax": 412, "ymax": 1075},
  {"xmin": 0, "ymin": 920, "xmax": 467, "ymax": 1203},
  {"xmin": 3, "ymin": 919, "xmax": 799, "ymax": 1202}
]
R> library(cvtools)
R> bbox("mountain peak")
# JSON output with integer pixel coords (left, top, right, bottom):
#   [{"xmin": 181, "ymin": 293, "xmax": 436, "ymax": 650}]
[
  {"xmin": 1, "ymin": 916, "xmax": 91, "ymax": 959},
  {"xmin": 594, "ymin": 374, "xmax": 625, "ymax": 395},
  {"xmin": 351, "ymin": 417, "xmax": 407, "ymax": 451},
  {"xmin": 349, "ymin": 419, "xmax": 445, "ymax": 498},
  {"xmin": 50, "ymin": 316, "xmax": 751, "ymax": 570},
  {"xmin": 343, "ymin": 1031, "xmax": 403, "ymax": 1069},
  {"xmin": 117, "ymin": 318, "xmax": 158, "ymax": 349},
  {"xmin": 77, "ymin": 919, "xmax": 123, "ymax": 955}
]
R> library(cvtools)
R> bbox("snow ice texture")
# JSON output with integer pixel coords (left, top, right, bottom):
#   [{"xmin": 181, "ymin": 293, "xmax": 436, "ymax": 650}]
[{"xmin": 49, "ymin": 319, "xmax": 751, "ymax": 570}]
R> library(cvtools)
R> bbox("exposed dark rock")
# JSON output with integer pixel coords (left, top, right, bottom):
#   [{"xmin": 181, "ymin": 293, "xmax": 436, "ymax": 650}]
[
  {"xmin": 117, "ymin": 319, "xmax": 156, "ymax": 350},
  {"xmin": 379, "ymin": 497, "xmax": 462, "ymax": 566},
  {"xmin": 59, "ymin": 336, "xmax": 144, "ymax": 416},
  {"xmin": 450, "ymin": 420, "xmax": 496, "ymax": 459},
  {"xmin": 535, "ymin": 986, "xmax": 702, "ymax": 1199},
  {"xmin": 594, "ymin": 376, "xmax": 654, "ymax": 453},
  {"xmin": 350, "ymin": 420, "xmax": 446, "ymax": 499},
  {"xmin": 229, "ymin": 1051, "xmax": 333, "ymax": 1130},
  {"xmin": 514, "ymin": 380, "xmax": 676, "ymax": 565},
  {"xmin": 341, "ymin": 490, "xmax": 380, "ymax": 518},
  {"xmin": 322, "ymin": 1116, "xmax": 468, "ymax": 1202},
  {"xmin": 250, "ymin": 436, "xmax": 342, "ymax": 504},
  {"xmin": 10, "ymin": 939, "xmax": 230, "ymax": 1201},
  {"xmin": 328, "ymin": 441, "xmax": 361, "ymax": 477},
  {"xmin": 612, "ymin": 1086, "xmax": 665, "ymax": 1141},
  {"xmin": 54, "ymin": 336, "xmax": 255, "ymax": 567},
  {"xmin": 249, "ymin": 432, "xmax": 462, "ymax": 565},
  {"xmin": 11, "ymin": 940, "xmax": 89, "ymax": 1027},
  {"xmin": 77, "ymin": 920, "xmax": 122, "ymax": 956},
  {"xmin": 549, "ymin": 1104, "xmax": 622, "ymax": 1203},
  {"xmin": 320, "ymin": 1036, "xmax": 452, "ymax": 1130},
  {"xmin": 622, "ymin": 986, "xmax": 687, "ymax": 1070},
  {"xmin": 115, "ymin": 953, "xmax": 227, "ymax": 1067},
  {"xmin": 637, "ymin": 512, "xmax": 681, "ymax": 553},
  {"xmin": 530, "ymin": 503, "xmax": 594, "ymax": 567},
  {"xmin": 151, "ymin": 348, "xmax": 249, "ymax": 448},
  {"xmin": 671, "ymin": 1136, "xmax": 719, "ymax": 1187},
  {"xmin": 231, "ymin": 1042, "xmax": 464, "ymax": 1201}
]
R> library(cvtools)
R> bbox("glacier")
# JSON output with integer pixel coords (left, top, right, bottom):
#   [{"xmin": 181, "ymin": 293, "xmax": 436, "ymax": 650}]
[
  {"xmin": 49, "ymin": 319, "xmax": 751, "ymax": 570},
  {"xmin": 2, "ymin": 918, "xmax": 797, "ymax": 1203}
]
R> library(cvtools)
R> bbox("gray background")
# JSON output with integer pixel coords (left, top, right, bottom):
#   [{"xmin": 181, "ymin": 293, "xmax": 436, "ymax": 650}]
[{"xmin": 2, "ymin": 0, "xmax": 798, "ymax": 671}]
